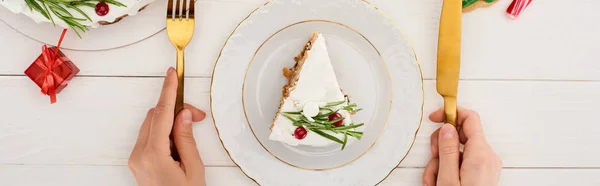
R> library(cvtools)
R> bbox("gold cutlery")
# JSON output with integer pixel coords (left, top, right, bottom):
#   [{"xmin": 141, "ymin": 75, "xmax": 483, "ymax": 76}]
[
  {"xmin": 166, "ymin": 0, "xmax": 195, "ymax": 160},
  {"xmin": 436, "ymin": 0, "xmax": 461, "ymax": 126}
]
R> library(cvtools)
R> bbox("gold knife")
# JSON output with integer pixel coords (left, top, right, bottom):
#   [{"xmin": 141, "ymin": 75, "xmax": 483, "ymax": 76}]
[{"xmin": 436, "ymin": 0, "xmax": 461, "ymax": 126}]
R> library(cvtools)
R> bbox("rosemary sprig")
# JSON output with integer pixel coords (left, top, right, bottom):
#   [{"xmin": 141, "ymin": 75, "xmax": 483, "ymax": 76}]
[
  {"xmin": 344, "ymin": 131, "xmax": 363, "ymax": 140},
  {"xmin": 341, "ymin": 134, "xmax": 348, "ymax": 150},
  {"xmin": 22, "ymin": 0, "xmax": 127, "ymax": 38},
  {"xmin": 282, "ymin": 99, "xmax": 363, "ymax": 150},
  {"xmin": 342, "ymin": 103, "xmax": 363, "ymax": 113},
  {"xmin": 326, "ymin": 99, "xmax": 347, "ymax": 107},
  {"xmin": 310, "ymin": 129, "xmax": 344, "ymax": 144},
  {"xmin": 333, "ymin": 123, "xmax": 364, "ymax": 131}
]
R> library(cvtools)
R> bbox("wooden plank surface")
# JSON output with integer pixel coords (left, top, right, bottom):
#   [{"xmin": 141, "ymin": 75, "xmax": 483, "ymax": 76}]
[
  {"xmin": 2, "ymin": 0, "xmax": 600, "ymax": 80},
  {"xmin": 2, "ymin": 0, "xmax": 599, "ymax": 185},
  {"xmin": 2, "ymin": 165, "xmax": 600, "ymax": 186},
  {"xmin": 1, "ymin": 76, "xmax": 599, "ymax": 168}
]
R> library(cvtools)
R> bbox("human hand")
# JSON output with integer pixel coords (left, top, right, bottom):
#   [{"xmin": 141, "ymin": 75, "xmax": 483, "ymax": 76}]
[
  {"xmin": 422, "ymin": 108, "xmax": 502, "ymax": 186},
  {"xmin": 129, "ymin": 67, "xmax": 207, "ymax": 186}
]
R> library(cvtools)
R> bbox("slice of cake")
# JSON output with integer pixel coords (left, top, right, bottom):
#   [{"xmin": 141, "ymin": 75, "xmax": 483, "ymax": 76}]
[
  {"xmin": 0, "ymin": 0, "xmax": 156, "ymax": 36},
  {"xmin": 269, "ymin": 32, "xmax": 363, "ymax": 150}
]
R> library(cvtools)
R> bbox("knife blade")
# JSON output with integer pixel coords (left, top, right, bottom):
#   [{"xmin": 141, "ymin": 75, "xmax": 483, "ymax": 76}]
[{"xmin": 436, "ymin": 0, "xmax": 462, "ymax": 125}]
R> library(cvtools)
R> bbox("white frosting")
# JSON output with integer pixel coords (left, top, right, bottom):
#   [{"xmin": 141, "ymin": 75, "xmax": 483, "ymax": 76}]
[
  {"xmin": 0, "ymin": 0, "xmax": 156, "ymax": 28},
  {"xmin": 302, "ymin": 102, "xmax": 319, "ymax": 122},
  {"xmin": 270, "ymin": 33, "xmax": 354, "ymax": 147}
]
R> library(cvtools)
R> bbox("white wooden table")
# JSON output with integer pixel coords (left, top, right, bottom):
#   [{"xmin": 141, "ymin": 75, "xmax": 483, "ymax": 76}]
[{"xmin": 2, "ymin": 0, "xmax": 600, "ymax": 185}]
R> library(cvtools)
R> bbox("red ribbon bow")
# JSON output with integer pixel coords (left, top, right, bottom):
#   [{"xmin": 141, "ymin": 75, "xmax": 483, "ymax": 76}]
[{"xmin": 34, "ymin": 29, "xmax": 68, "ymax": 104}]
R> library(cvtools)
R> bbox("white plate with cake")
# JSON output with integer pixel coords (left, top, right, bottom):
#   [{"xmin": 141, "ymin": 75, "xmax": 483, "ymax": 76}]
[
  {"xmin": 0, "ymin": 0, "xmax": 167, "ymax": 50},
  {"xmin": 210, "ymin": 0, "xmax": 423, "ymax": 185}
]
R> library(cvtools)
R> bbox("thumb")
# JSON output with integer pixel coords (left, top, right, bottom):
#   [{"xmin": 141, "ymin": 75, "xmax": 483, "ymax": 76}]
[
  {"xmin": 173, "ymin": 109, "xmax": 205, "ymax": 182},
  {"xmin": 437, "ymin": 124, "xmax": 461, "ymax": 186}
]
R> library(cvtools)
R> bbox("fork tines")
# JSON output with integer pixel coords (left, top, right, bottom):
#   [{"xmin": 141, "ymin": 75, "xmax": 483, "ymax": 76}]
[{"xmin": 167, "ymin": 0, "xmax": 195, "ymax": 20}]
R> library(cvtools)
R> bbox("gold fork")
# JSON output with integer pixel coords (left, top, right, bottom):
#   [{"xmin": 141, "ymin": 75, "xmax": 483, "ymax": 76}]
[{"xmin": 166, "ymin": 0, "xmax": 195, "ymax": 161}]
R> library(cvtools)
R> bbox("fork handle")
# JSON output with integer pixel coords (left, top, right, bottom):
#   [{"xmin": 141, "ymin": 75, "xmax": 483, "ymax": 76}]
[
  {"xmin": 172, "ymin": 48, "xmax": 185, "ymax": 161},
  {"xmin": 175, "ymin": 48, "xmax": 185, "ymax": 115}
]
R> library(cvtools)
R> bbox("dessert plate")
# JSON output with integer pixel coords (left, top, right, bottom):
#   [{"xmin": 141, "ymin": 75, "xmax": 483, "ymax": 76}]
[
  {"xmin": 0, "ymin": 0, "xmax": 166, "ymax": 50},
  {"xmin": 211, "ymin": 0, "xmax": 423, "ymax": 185}
]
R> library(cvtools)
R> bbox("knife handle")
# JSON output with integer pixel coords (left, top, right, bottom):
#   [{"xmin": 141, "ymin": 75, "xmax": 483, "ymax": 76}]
[{"xmin": 443, "ymin": 96, "xmax": 457, "ymax": 126}]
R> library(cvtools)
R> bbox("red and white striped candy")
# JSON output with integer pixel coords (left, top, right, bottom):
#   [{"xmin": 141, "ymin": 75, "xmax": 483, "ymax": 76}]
[{"xmin": 507, "ymin": 0, "xmax": 533, "ymax": 19}]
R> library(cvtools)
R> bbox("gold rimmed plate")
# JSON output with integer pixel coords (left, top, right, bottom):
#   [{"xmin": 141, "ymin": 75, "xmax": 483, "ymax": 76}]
[{"xmin": 211, "ymin": 0, "xmax": 423, "ymax": 185}]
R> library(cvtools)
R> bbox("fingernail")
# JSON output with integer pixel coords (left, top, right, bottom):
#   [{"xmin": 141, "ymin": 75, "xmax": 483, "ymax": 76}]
[
  {"xmin": 166, "ymin": 67, "xmax": 175, "ymax": 76},
  {"xmin": 179, "ymin": 109, "xmax": 193, "ymax": 125},
  {"xmin": 423, "ymin": 184, "xmax": 428, "ymax": 186},
  {"xmin": 441, "ymin": 124, "xmax": 455, "ymax": 139}
]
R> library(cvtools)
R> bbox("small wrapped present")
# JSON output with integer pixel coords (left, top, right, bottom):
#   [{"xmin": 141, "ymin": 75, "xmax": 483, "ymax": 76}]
[{"xmin": 24, "ymin": 29, "xmax": 79, "ymax": 104}]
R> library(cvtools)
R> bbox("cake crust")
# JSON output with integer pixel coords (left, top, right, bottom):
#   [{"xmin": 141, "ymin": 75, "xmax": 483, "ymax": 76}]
[{"xmin": 271, "ymin": 32, "xmax": 319, "ymax": 130}]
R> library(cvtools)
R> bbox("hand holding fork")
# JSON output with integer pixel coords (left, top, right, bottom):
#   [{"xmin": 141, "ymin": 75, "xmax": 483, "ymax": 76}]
[{"xmin": 166, "ymin": 0, "xmax": 195, "ymax": 161}]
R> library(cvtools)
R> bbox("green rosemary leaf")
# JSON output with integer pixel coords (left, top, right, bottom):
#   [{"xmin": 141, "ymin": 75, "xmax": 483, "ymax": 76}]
[
  {"xmin": 299, "ymin": 115, "xmax": 312, "ymax": 124},
  {"xmin": 343, "ymin": 103, "xmax": 357, "ymax": 110},
  {"xmin": 283, "ymin": 111, "xmax": 302, "ymax": 115},
  {"xmin": 323, "ymin": 117, "xmax": 344, "ymax": 125},
  {"xmin": 315, "ymin": 109, "xmax": 339, "ymax": 118},
  {"xmin": 25, "ymin": 0, "xmax": 50, "ymax": 19},
  {"xmin": 57, "ymin": 13, "xmax": 86, "ymax": 21},
  {"xmin": 333, "ymin": 123, "xmax": 364, "ymax": 131},
  {"xmin": 282, "ymin": 113, "xmax": 297, "ymax": 123},
  {"xmin": 292, "ymin": 120, "xmax": 304, "ymax": 127},
  {"xmin": 314, "ymin": 113, "xmax": 330, "ymax": 118},
  {"xmin": 311, "ymin": 119, "xmax": 330, "ymax": 126},
  {"xmin": 311, "ymin": 117, "xmax": 328, "ymax": 122},
  {"xmin": 341, "ymin": 134, "xmax": 348, "ymax": 150},
  {"xmin": 306, "ymin": 126, "xmax": 327, "ymax": 130},
  {"xmin": 67, "ymin": 24, "xmax": 83, "ymax": 38},
  {"xmin": 326, "ymin": 99, "xmax": 347, "ymax": 107},
  {"xmin": 41, "ymin": 2, "xmax": 56, "ymax": 25},
  {"xmin": 48, "ymin": 2, "xmax": 73, "ymax": 17},
  {"xmin": 62, "ymin": 17, "xmax": 87, "ymax": 32},
  {"xmin": 345, "ymin": 131, "xmax": 363, "ymax": 140},
  {"xmin": 309, "ymin": 116, "xmax": 343, "ymax": 126},
  {"xmin": 64, "ymin": 3, "xmax": 92, "ymax": 22},
  {"xmin": 73, "ymin": 2, "xmax": 96, "ymax": 8},
  {"xmin": 24, "ymin": 0, "xmax": 35, "ymax": 11},
  {"xmin": 345, "ymin": 131, "xmax": 363, "ymax": 135},
  {"xmin": 300, "ymin": 116, "xmax": 328, "ymax": 127},
  {"xmin": 58, "ymin": 0, "xmax": 82, "ymax": 3},
  {"xmin": 319, "ymin": 107, "xmax": 334, "ymax": 112},
  {"xmin": 101, "ymin": 0, "xmax": 127, "ymax": 7},
  {"xmin": 310, "ymin": 129, "xmax": 343, "ymax": 144}
]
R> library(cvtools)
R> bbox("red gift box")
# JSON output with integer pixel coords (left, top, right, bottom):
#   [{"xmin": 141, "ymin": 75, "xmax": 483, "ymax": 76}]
[{"xmin": 24, "ymin": 46, "xmax": 79, "ymax": 103}]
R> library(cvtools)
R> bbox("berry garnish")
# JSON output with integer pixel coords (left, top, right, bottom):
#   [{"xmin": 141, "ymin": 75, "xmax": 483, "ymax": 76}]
[
  {"xmin": 95, "ymin": 2, "xmax": 110, "ymax": 16},
  {"xmin": 328, "ymin": 112, "xmax": 344, "ymax": 127},
  {"xmin": 294, "ymin": 127, "xmax": 307, "ymax": 140}
]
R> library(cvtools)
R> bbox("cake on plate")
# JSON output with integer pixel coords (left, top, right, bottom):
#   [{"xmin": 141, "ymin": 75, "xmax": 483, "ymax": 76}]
[
  {"xmin": 269, "ymin": 32, "xmax": 364, "ymax": 150},
  {"xmin": 0, "ymin": 0, "xmax": 156, "ymax": 36}
]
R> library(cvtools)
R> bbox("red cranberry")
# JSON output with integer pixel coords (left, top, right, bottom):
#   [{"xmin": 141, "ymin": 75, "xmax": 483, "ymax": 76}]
[
  {"xmin": 328, "ymin": 113, "xmax": 344, "ymax": 127},
  {"xmin": 294, "ymin": 127, "xmax": 307, "ymax": 140},
  {"xmin": 95, "ymin": 2, "xmax": 110, "ymax": 16}
]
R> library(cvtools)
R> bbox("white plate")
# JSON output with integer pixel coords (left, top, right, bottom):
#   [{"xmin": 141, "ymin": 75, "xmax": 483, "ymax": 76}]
[
  {"xmin": 0, "ymin": 0, "xmax": 166, "ymax": 50},
  {"xmin": 211, "ymin": 0, "xmax": 423, "ymax": 185}
]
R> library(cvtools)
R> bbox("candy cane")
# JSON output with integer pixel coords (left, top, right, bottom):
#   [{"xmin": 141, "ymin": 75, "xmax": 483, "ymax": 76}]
[{"xmin": 507, "ymin": 0, "xmax": 533, "ymax": 19}]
